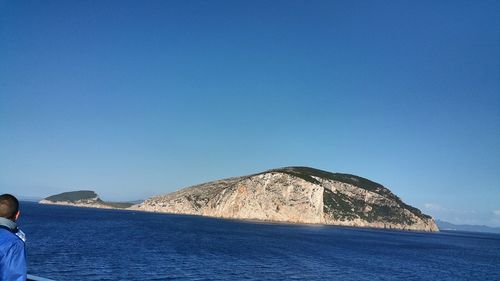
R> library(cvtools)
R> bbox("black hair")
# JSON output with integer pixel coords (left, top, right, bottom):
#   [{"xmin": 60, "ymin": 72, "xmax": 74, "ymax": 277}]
[{"xmin": 0, "ymin": 194, "xmax": 19, "ymax": 220}]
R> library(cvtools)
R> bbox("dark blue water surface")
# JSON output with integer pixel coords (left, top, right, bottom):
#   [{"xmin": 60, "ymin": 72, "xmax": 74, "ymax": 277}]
[{"xmin": 19, "ymin": 202, "xmax": 500, "ymax": 280}]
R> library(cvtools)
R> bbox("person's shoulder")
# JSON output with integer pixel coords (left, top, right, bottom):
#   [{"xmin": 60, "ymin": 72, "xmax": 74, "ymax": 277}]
[{"xmin": 0, "ymin": 227, "xmax": 23, "ymax": 249}]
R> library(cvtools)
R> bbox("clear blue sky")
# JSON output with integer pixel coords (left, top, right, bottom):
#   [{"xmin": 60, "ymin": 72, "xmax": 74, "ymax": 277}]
[{"xmin": 1, "ymin": 0, "xmax": 499, "ymax": 226}]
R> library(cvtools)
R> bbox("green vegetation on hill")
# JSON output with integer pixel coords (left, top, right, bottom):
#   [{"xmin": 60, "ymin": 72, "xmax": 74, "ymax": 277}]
[
  {"xmin": 266, "ymin": 167, "xmax": 387, "ymax": 193},
  {"xmin": 45, "ymin": 190, "xmax": 98, "ymax": 202},
  {"xmin": 323, "ymin": 188, "xmax": 415, "ymax": 224},
  {"xmin": 44, "ymin": 190, "xmax": 134, "ymax": 209},
  {"xmin": 266, "ymin": 166, "xmax": 431, "ymax": 221},
  {"xmin": 323, "ymin": 188, "xmax": 359, "ymax": 221}
]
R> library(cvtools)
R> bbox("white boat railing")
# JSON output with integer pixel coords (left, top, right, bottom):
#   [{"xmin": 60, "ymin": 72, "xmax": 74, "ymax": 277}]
[{"xmin": 27, "ymin": 274, "xmax": 56, "ymax": 281}]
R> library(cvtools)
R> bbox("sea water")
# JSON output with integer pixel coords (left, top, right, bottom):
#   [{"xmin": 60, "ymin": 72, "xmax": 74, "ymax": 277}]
[{"xmin": 19, "ymin": 202, "xmax": 500, "ymax": 280}]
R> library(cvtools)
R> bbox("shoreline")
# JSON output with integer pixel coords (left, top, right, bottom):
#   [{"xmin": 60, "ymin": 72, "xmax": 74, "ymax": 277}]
[
  {"xmin": 38, "ymin": 201, "xmax": 439, "ymax": 233},
  {"xmin": 39, "ymin": 200, "xmax": 124, "ymax": 210}
]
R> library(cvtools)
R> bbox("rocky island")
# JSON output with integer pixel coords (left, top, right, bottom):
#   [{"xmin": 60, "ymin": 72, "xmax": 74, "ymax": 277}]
[
  {"xmin": 41, "ymin": 167, "xmax": 437, "ymax": 231},
  {"xmin": 40, "ymin": 190, "xmax": 133, "ymax": 209},
  {"xmin": 132, "ymin": 167, "xmax": 438, "ymax": 232}
]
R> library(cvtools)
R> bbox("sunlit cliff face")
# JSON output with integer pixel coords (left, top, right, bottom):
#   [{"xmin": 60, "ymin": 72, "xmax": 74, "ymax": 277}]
[{"xmin": 133, "ymin": 167, "xmax": 438, "ymax": 232}]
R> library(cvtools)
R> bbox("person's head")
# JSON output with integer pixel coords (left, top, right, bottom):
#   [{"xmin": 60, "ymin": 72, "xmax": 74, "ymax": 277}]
[{"xmin": 0, "ymin": 194, "xmax": 20, "ymax": 221}]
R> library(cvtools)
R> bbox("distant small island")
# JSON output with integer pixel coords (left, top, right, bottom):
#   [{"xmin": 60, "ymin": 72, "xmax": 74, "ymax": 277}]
[
  {"xmin": 436, "ymin": 220, "xmax": 500, "ymax": 234},
  {"xmin": 40, "ymin": 190, "xmax": 134, "ymax": 209}
]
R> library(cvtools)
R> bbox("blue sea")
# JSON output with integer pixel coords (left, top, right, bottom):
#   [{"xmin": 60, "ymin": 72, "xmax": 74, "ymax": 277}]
[{"xmin": 19, "ymin": 202, "xmax": 500, "ymax": 280}]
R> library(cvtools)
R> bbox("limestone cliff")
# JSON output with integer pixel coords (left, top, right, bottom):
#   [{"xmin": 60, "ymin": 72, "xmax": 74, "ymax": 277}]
[{"xmin": 132, "ymin": 167, "xmax": 438, "ymax": 232}]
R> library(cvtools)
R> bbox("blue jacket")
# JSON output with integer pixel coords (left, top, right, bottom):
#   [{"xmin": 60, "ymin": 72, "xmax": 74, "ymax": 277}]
[{"xmin": 0, "ymin": 218, "xmax": 27, "ymax": 281}]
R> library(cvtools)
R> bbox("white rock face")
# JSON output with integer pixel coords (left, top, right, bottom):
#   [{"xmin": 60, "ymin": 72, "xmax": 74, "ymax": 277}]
[{"xmin": 132, "ymin": 168, "xmax": 439, "ymax": 232}]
